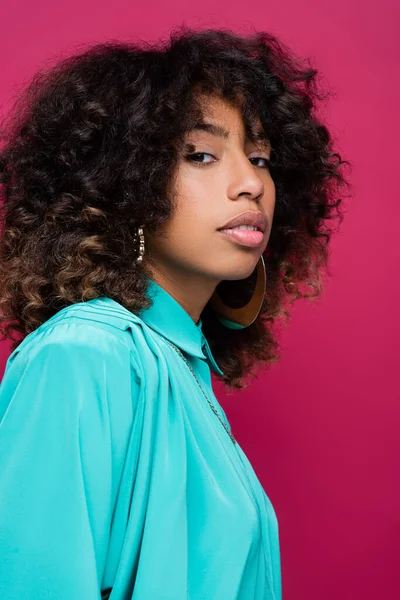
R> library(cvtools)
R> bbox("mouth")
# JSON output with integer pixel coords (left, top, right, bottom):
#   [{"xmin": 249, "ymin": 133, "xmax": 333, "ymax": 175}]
[
  {"xmin": 218, "ymin": 210, "xmax": 268, "ymax": 233},
  {"xmin": 217, "ymin": 227, "xmax": 265, "ymax": 247}
]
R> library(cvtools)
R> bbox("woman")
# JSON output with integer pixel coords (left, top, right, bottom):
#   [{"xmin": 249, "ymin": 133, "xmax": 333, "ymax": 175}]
[{"xmin": 0, "ymin": 26, "xmax": 350, "ymax": 599}]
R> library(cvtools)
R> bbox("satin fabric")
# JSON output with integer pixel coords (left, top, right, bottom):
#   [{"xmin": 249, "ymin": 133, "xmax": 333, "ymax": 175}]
[{"xmin": 0, "ymin": 278, "xmax": 282, "ymax": 599}]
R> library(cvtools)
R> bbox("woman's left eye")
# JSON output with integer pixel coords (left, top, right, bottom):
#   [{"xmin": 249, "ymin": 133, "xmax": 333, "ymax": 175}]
[
  {"xmin": 249, "ymin": 157, "xmax": 271, "ymax": 169},
  {"xmin": 186, "ymin": 153, "xmax": 271, "ymax": 168}
]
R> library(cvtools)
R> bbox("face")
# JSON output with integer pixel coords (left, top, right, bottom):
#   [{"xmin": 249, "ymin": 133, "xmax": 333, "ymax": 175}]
[{"xmin": 145, "ymin": 94, "xmax": 276, "ymax": 289}]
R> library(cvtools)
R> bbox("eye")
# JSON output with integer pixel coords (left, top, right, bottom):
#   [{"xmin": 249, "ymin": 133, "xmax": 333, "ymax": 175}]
[
  {"xmin": 185, "ymin": 152, "xmax": 215, "ymax": 165},
  {"xmin": 249, "ymin": 157, "xmax": 271, "ymax": 169},
  {"xmin": 184, "ymin": 152, "xmax": 271, "ymax": 169}
]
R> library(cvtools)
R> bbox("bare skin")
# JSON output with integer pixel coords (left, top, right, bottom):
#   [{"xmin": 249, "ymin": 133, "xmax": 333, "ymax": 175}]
[{"xmin": 144, "ymin": 94, "xmax": 276, "ymax": 324}]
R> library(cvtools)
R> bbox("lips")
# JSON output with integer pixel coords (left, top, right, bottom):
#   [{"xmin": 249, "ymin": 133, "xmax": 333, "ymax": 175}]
[{"xmin": 218, "ymin": 210, "xmax": 268, "ymax": 233}]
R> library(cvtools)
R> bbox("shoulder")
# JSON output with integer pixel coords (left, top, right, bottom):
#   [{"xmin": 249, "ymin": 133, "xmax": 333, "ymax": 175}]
[
  {"xmin": 0, "ymin": 303, "xmax": 145, "ymax": 433},
  {"xmin": 3, "ymin": 323, "xmax": 131, "ymax": 390},
  {"xmin": 1, "ymin": 314, "xmax": 139, "ymax": 423},
  {"xmin": 7, "ymin": 297, "xmax": 143, "ymax": 362},
  {"xmin": 10, "ymin": 321, "xmax": 128, "ymax": 365},
  {"xmin": 4, "ymin": 324, "xmax": 134, "ymax": 393},
  {"xmin": 3, "ymin": 297, "xmax": 152, "ymax": 385}
]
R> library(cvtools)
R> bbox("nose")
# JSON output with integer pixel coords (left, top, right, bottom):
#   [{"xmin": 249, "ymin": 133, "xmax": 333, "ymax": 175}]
[{"xmin": 227, "ymin": 154, "xmax": 265, "ymax": 202}]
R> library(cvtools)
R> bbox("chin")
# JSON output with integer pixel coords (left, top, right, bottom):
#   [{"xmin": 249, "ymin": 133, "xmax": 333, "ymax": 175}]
[{"xmin": 216, "ymin": 261, "xmax": 259, "ymax": 281}]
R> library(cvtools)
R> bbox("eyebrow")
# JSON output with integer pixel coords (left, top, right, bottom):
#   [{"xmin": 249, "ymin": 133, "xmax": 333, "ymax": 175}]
[{"xmin": 186, "ymin": 120, "xmax": 271, "ymax": 148}]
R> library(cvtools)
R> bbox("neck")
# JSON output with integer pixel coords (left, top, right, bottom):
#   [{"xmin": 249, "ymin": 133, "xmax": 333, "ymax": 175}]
[{"xmin": 145, "ymin": 267, "xmax": 219, "ymax": 324}]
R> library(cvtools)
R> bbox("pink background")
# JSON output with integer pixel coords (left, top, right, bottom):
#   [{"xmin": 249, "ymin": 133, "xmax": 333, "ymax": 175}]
[{"xmin": 1, "ymin": 2, "xmax": 398, "ymax": 598}]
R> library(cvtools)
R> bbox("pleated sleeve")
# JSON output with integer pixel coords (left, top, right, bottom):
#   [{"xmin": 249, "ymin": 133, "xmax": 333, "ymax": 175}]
[{"xmin": 0, "ymin": 325, "xmax": 137, "ymax": 600}]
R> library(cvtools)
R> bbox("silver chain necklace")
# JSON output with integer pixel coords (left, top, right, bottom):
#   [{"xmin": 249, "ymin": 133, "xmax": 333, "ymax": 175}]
[{"xmin": 162, "ymin": 337, "xmax": 237, "ymax": 445}]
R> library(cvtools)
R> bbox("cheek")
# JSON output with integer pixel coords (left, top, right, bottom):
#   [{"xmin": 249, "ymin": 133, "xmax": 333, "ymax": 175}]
[
  {"xmin": 262, "ymin": 180, "xmax": 276, "ymax": 214},
  {"xmin": 173, "ymin": 186, "xmax": 219, "ymax": 232},
  {"xmin": 169, "ymin": 210, "xmax": 216, "ymax": 247},
  {"xmin": 176, "ymin": 161, "xmax": 222, "ymax": 199}
]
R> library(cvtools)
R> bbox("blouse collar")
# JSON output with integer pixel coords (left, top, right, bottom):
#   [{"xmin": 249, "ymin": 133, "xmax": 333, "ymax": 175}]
[{"xmin": 137, "ymin": 278, "xmax": 224, "ymax": 376}]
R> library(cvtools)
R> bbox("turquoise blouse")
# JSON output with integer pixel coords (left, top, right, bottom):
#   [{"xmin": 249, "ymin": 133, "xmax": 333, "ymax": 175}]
[{"xmin": 0, "ymin": 278, "xmax": 282, "ymax": 599}]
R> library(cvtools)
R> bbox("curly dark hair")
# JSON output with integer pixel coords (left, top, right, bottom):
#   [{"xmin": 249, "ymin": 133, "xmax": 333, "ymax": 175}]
[{"xmin": 0, "ymin": 25, "xmax": 352, "ymax": 389}]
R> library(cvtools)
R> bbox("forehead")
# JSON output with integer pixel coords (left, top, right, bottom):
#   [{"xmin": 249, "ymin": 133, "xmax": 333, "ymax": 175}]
[
  {"xmin": 196, "ymin": 93, "xmax": 259, "ymax": 126},
  {"xmin": 186, "ymin": 94, "xmax": 270, "ymax": 147}
]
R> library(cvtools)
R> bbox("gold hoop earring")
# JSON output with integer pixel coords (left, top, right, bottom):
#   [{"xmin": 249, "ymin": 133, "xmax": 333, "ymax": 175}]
[
  {"xmin": 209, "ymin": 255, "xmax": 266, "ymax": 329},
  {"xmin": 135, "ymin": 225, "xmax": 145, "ymax": 263}
]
